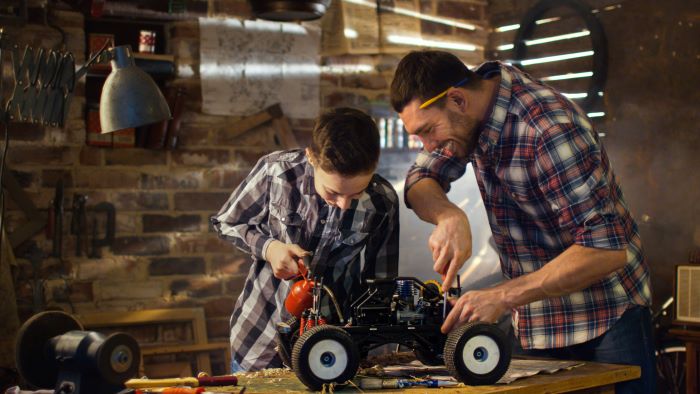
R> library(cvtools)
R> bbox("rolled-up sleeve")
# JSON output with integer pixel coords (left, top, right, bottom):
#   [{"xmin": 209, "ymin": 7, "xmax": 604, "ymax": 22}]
[
  {"xmin": 210, "ymin": 157, "xmax": 274, "ymax": 260},
  {"xmin": 404, "ymin": 148, "xmax": 469, "ymax": 209},
  {"xmin": 534, "ymin": 123, "xmax": 629, "ymax": 250}
]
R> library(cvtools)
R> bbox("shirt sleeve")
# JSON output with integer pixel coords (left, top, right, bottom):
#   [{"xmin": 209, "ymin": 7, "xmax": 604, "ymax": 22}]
[
  {"xmin": 210, "ymin": 156, "xmax": 275, "ymax": 260},
  {"xmin": 404, "ymin": 147, "xmax": 469, "ymax": 209},
  {"xmin": 534, "ymin": 123, "xmax": 629, "ymax": 250},
  {"xmin": 362, "ymin": 183, "xmax": 400, "ymax": 279}
]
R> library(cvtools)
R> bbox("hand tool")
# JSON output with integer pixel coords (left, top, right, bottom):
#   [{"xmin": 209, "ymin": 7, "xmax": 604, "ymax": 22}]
[
  {"xmin": 161, "ymin": 388, "xmax": 204, "ymax": 394},
  {"xmin": 70, "ymin": 194, "xmax": 88, "ymax": 257},
  {"xmin": 358, "ymin": 378, "xmax": 459, "ymax": 390},
  {"xmin": 126, "ymin": 378, "xmax": 198, "ymax": 389},
  {"xmin": 50, "ymin": 179, "xmax": 64, "ymax": 258},
  {"xmin": 196, "ymin": 375, "xmax": 238, "ymax": 386},
  {"xmin": 87, "ymin": 202, "xmax": 115, "ymax": 258},
  {"xmin": 443, "ymin": 287, "xmax": 448, "ymax": 320}
]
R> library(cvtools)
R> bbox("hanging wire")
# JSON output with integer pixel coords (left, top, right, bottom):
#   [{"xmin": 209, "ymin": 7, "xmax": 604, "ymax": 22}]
[
  {"xmin": 0, "ymin": 119, "xmax": 10, "ymax": 264},
  {"xmin": 0, "ymin": 33, "xmax": 7, "ymax": 264}
]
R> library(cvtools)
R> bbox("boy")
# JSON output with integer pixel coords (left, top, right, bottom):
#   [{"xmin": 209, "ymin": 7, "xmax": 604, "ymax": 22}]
[{"xmin": 211, "ymin": 107, "xmax": 399, "ymax": 372}]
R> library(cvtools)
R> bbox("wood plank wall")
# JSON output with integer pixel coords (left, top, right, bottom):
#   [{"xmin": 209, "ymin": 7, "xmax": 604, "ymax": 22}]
[{"xmin": 487, "ymin": 0, "xmax": 628, "ymax": 134}]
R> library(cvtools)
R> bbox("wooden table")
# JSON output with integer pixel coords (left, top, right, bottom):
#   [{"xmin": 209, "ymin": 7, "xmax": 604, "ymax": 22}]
[
  {"xmin": 669, "ymin": 328, "xmax": 700, "ymax": 394},
  {"xmin": 233, "ymin": 362, "xmax": 639, "ymax": 393}
]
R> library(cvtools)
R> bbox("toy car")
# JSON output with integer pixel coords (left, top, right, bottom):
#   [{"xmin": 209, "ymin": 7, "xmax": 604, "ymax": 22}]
[{"xmin": 276, "ymin": 276, "xmax": 511, "ymax": 391}]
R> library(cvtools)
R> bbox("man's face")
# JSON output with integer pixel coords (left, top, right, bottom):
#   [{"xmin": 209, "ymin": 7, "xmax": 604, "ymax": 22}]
[
  {"xmin": 309, "ymin": 155, "xmax": 374, "ymax": 210},
  {"xmin": 399, "ymin": 99, "xmax": 480, "ymax": 158}
]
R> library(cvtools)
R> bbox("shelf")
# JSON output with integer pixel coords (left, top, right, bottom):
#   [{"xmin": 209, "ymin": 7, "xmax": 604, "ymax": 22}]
[{"xmin": 86, "ymin": 55, "xmax": 175, "ymax": 79}]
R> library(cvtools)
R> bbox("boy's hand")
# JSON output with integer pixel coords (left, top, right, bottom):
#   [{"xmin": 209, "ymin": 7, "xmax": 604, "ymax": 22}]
[{"xmin": 265, "ymin": 240, "xmax": 310, "ymax": 280}]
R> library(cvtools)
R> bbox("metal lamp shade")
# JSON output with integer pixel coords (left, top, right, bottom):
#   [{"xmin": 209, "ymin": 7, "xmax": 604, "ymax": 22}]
[
  {"xmin": 99, "ymin": 46, "xmax": 171, "ymax": 133},
  {"xmin": 250, "ymin": 0, "xmax": 331, "ymax": 21}
]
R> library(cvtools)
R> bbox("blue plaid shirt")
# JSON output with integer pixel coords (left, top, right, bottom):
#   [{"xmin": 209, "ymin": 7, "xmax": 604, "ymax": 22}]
[
  {"xmin": 212, "ymin": 150, "xmax": 399, "ymax": 370},
  {"xmin": 406, "ymin": 62, "xmax": 651, "ymax": 349}
]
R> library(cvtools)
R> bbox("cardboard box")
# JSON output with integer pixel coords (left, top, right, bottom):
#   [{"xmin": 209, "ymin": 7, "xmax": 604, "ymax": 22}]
[
  {"xmin": 112, "ymin": 128, "xmax": 136, "ymax": 148},
  {"xmin": 85, "ymin": 109, "xmax": 112, "ymax": 147},
  {"xmin": 88, "ymin": 33, "xmax": 114, "ymax": 72},
  {"xmin": 321, "ymin": 0, "xmax": 380, "ymax": 55}
]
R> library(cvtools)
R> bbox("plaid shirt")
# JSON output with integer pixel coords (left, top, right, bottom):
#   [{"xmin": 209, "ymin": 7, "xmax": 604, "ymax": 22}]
[
  {"xmin": 212, "ymin": 149, "xmax": 399, "ymax": 371},
  {"xmin": 405, "ymin": 61, "xmax": 651, "ymax": 350}
]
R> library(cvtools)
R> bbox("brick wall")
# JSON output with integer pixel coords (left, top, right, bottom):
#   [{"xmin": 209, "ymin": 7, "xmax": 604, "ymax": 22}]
[
  {"xmin": 6, "ymin": 11, "xmax": 267, "ymax": 344},
  {"xmin": 5, "ymin": 0, "xmax": 487, "ymax": 355}
]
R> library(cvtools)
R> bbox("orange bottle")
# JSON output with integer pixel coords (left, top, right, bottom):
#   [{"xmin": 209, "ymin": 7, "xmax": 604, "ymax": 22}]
[{"xmin": 284, "ymin": 259, "xmax": 314, "ymax": 319}]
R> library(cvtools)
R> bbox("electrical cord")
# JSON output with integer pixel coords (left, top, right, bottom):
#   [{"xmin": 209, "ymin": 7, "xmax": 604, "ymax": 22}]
[{"xmin": 0, "ymin": 118, "xmax": 11, "ymax": 266}]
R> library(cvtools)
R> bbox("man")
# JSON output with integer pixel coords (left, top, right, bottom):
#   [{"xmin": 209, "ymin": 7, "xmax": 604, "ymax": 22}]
[
  {"xmin": 211, "ymin": 107, "xmax": 399, "ymax": 372},
  {"xmin": 390, "ymin": 50, "xmax": 653, "ymax": 393}
]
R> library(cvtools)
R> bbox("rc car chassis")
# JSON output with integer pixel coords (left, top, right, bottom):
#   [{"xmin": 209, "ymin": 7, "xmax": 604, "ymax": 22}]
[{"xmin": 276, "ymin": 276, "xmax": 511, "ymax": 391}]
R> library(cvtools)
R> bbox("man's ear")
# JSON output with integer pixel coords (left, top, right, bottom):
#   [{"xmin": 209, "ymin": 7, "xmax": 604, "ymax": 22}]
[{"xmin": 446, "ymin": 89, "xmax": 467, "ymax": 113}]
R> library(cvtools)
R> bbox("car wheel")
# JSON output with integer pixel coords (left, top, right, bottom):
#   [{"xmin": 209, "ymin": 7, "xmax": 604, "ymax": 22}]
[
  {"xmin": 291, "ymin": 325, "xmax": 360, "ymax": 391},
  {"xmin": 444, "ymin": 322, "xmax": 511, "ymax": 385}
]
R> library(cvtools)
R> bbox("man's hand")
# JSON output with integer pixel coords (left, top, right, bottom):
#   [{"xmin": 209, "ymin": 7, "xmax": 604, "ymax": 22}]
[
  {"xmin": 441, "ymin": 287, "xmax": 509, "ymax": 334},
  {"xmin": 265, "ymin": 240, "xmax": 310, "ymax": 280},
  {"xmin": 430, "ymin": 208, "xmax": 472, "ymax": 291}
]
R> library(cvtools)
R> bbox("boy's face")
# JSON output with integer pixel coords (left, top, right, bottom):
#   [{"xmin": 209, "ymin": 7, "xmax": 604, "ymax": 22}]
[{"xmin": 307, "ymin": 151, "xmax": 374, "ymax": 210}]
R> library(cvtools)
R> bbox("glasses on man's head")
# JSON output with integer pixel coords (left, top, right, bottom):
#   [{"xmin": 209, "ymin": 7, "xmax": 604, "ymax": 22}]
[{"xmin": 418, "ymin": 76, "xmax": 471, "ymax": 109}]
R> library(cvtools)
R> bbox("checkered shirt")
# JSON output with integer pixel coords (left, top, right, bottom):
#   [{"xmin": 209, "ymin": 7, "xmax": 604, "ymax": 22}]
[
  {"xmin": 212, "ymin": 149, "xmax": 399, "ymax": 371},
  {"xmin": 405, "ymin": 61, "xmax": 651, "ymax": 350}
]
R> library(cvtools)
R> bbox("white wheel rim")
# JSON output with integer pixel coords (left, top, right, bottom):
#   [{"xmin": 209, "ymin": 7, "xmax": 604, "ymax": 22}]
[
  {"xmin": 308, "ymin": 339, "xmax": 349, "ymax": 380},
  {"xmin": 461, "ymin": 334, "xmax": 500, "ymax": 375}
]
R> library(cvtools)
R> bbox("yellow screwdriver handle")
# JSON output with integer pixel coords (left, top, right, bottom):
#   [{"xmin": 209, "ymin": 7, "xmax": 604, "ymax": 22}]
[{"xmin": 126, "ymin": 377, "xmax": 199, "ymax": 388}]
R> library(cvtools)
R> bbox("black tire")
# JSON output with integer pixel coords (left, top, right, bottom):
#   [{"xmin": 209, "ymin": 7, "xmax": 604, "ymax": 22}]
[
  {"xmin": 414, "ymin": 348, "xmax": 443, "ymax": 366},
  {"xmin": 444, "ymin": 323, "xmax": 511, "ymax": 385},
  {"xmin": 291, "ymin": 325, "xmax": 360, "ymax": 391},
  {"xmin": 276, "ymin": 317, "xmax": 300, "ymax": 368}
]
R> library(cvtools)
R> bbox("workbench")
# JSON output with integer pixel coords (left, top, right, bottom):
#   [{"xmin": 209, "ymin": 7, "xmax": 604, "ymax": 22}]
[{"xmin": 232, "ymin": 362, "xmax": 639, "ymax": 393}]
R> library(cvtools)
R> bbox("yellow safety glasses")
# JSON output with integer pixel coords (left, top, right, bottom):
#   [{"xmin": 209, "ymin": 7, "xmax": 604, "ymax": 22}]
[{"xmin": 418, "ymin": 76, "xmax": 471, "ymax": 109}]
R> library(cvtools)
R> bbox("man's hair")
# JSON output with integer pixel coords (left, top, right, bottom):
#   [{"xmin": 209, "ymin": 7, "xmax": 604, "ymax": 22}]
[
  {"xmin": 309, "ymin": 107, "xmax": 380, "ymax": 176},
  {"xmin": 390, "ymin": 50, "xmax": 476, "ymax": 113}
]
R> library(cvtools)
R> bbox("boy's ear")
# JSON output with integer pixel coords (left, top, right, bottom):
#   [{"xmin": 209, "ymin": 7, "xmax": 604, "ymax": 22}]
[{"xmin": 305, "ymin": 148, "xmax": 316, "ymax": 167}]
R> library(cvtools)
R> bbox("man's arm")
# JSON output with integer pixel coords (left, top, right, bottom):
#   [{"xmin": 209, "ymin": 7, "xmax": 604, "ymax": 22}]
[
  {"xmin": 443, "ymin": 121, "xmax": 632, "ymax": 332},
  {"xmin": 404, "ymin": 147, "xmax": 471, "ymax": 290},
  {"xmin": 407, "ymin": 178, "xmax": 472, "ymax": 291},
  {"xmin": 441, "ymin": 244, "xmax": 626, "ymax": 332}
]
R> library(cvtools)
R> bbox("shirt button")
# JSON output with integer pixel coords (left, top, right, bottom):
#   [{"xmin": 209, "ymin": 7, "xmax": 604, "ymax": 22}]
[
  {"xmin": 320, "ymin": 219, "xmax": 326, "ymax": 224},
  {"xmin": 281, "ymin": 217, "xmax": 286, "ymax": 222}
]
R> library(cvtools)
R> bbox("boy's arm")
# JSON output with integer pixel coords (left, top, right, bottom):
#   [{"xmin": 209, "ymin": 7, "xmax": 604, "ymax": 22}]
[
  {"xmin": 362, "ymin": 191, "xmax": 400, "ymax": 279},
  {"xmin": 210, "ymin": 157, "xmax": 274, "ymax": 260}
]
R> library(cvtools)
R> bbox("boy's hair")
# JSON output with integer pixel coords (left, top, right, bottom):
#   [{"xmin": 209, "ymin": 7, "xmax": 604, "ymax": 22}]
[
  {"xmin": 390, "ymin": 50, "xmax": 476, "ymax": 113},
  {"xmin": 309, "ymin": 107, "xmax": 379, "ymax": 176}
]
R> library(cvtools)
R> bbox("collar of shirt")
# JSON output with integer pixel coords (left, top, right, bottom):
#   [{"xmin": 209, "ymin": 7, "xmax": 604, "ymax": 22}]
[
  {"xmin": 301, "ymin": 155, "xmax": 318, "ymax": 196},
  {"xmin": 474, "ymin": 61, "xmax": 513, "ymax": 156}
]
